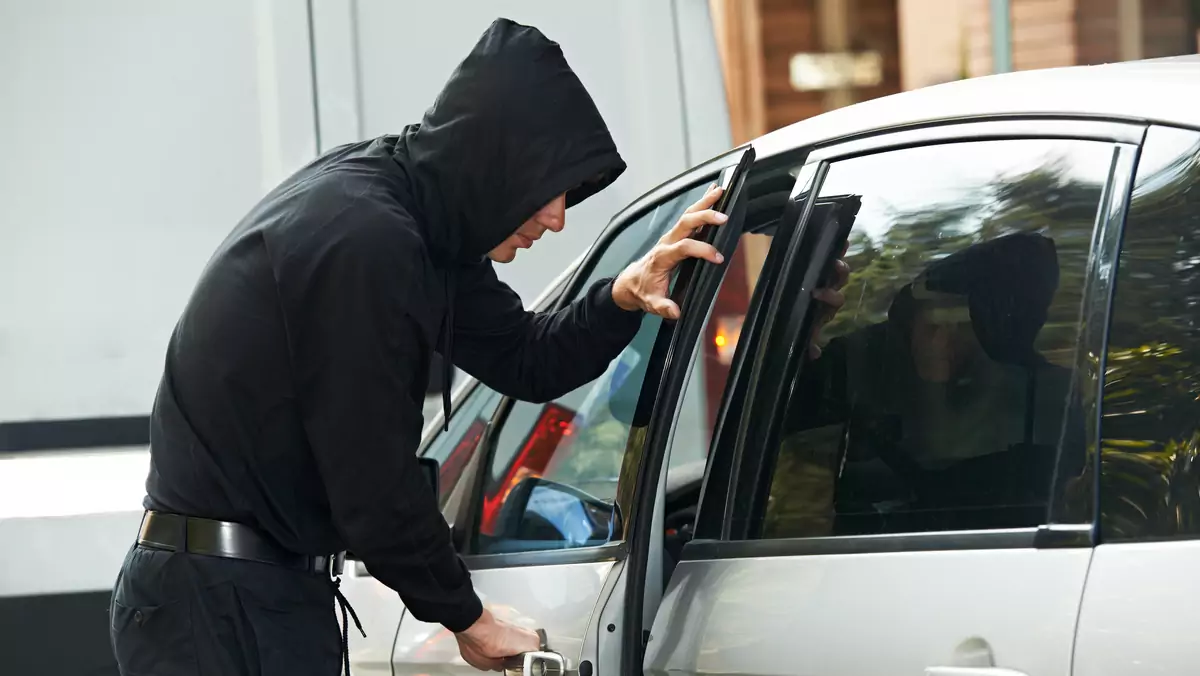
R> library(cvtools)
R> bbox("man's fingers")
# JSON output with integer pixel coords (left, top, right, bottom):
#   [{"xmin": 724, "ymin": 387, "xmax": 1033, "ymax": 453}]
[
  {"xmin": 659, "ymin": 238, "xmax": 724, "ymax": 267},
  {"xmin": 831, "ymin": 259, "xmax": 851, "ymax": 291},
  {"xmin": 813, "ymin": 286, "xmax": 845, "ymax": 309},
  {"xmin": 647, "ymin": 297, "xmax": 681, "ymax": 320},
  {"xmin": 513, "ymin": 628, "xmax": 541, "ymax": 654},
  {"xmin": 683, "ymin": 184, "xmax": 723, "ymax": 214},
  {"xmin": 661, "ymin": 209, "xmax": 728, "ymax": 245}
]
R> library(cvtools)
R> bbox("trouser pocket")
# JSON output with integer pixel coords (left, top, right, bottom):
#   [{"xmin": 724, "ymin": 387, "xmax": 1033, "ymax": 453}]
[{"xmin": 111, "ymin": 596, "xmax": 197, "ymax": 676}]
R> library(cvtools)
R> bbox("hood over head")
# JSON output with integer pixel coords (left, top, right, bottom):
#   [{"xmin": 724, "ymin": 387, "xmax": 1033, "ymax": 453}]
[
  {"xmin": 393, "ymin": 18, "xmax": 627, "ymax": 264},
  {"xmin": 887, "ymin": 231, "xmax": 1061, "ymax": 366}
]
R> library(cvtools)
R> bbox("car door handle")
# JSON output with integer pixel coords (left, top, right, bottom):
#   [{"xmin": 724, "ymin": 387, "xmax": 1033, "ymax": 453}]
[
  {"xmin": 503, "ymin": 629, "xmax": 567, "ymax": 676},
  {"xmin": 926, "ymin": 668, "xmax": 1028, "ymax": 676},
  {"xmin": 503, "ymin": 650, "xmax": 565, "ymax": 676}
]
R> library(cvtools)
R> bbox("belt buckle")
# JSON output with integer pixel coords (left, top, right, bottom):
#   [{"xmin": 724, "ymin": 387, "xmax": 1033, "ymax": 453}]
[{"xmin": 326, "ymin": 551, "xmax": 346, "ymax": 579}]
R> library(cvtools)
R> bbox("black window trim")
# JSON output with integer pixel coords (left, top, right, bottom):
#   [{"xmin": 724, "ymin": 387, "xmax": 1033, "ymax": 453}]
[
  {"xmin": 465, "ymin": 541, "xmax": 627, "ymax": 571},
  {"xmin": 681, "ymin": 524, "xmax": 1094, "ymax": 561},
  {"xmin": 1066, "ymin": 141, "xmax": 1141, "ymax": 534},
  {"xmin": 692, "ymin": 161, "xmax": 824, "ymax": 540},
  {"xmin": 693, "ymin": 117, "xmax": 1146, "ymax": 561},
  {"xmin": 453, "ymin": 150, "xmax": 746, "ymax": 569}
]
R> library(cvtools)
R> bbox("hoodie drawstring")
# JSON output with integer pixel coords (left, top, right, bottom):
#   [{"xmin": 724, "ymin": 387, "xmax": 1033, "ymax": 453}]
[
  {"xmin": 333, "ymin": 576, "xmax": 366, "ymax": 676},
  {"xmin": 441, "ymin": 270, "xmax": 455, "ymax": 431}
]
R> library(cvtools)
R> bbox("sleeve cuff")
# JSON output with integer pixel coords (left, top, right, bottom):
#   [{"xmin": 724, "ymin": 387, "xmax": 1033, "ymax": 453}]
[
  {"xmin": 441, "ymin": 589, "xmax": 484, "ymax": 634},
  {"xmin": 593, "ymin": 278, "xmax": 644, "ymax": 328}
]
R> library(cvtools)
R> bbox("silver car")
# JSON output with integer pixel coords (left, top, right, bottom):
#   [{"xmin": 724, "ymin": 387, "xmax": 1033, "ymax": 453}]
[{"xmin": 342, "ymin": 55, "xmax": 1200, "ymax": 676}]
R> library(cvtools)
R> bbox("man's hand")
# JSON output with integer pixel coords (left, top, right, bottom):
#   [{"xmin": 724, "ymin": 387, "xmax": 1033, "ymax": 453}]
[
  {"xmin": 611, "ymin": 184, "xmax": 728, "ymax": 319},
  {"xmin": 455, "ymin": 608, "xmax": 541, "ymax": 672},
  {"xmin": 809, "ymin": 246, "xmax": 851, "ymax": 359},
  {"xmin": 610, "ymin": 183, "xmax": 851, "ymax": 357}
]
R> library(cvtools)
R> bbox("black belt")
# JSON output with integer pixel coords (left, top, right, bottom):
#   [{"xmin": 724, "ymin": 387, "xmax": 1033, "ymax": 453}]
[{"xmin": 137, "ymin": 510, "xmax": 344, "ymax": 577}]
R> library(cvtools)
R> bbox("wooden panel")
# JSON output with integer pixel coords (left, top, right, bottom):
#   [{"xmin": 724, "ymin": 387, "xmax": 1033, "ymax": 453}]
[
  {"xmin": 1011, "ymin": 0, "xmax": 1077, "ymax": 69},
  {"xmin": 759, "ymin": 0, "xmax": 901, "ymax": 131}
]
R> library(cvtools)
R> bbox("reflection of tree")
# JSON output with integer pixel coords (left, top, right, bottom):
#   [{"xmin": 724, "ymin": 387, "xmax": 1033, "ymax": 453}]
[
  {"xmin": 823, "ymin": 157, "xmax": 1101, "ymax": 364},
  {"xmin": 1101, "ymin": 137, "xmax": 1200, "ymax": 540}
]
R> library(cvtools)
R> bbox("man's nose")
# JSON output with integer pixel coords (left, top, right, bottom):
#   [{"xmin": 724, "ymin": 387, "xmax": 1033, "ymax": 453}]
[{"xmin": 539, "ymin": 196, "xmax": 566, "ymax": 232}]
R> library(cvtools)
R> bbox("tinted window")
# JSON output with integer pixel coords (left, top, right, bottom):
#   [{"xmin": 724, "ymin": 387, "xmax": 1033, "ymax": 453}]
[
  {"xmin": 1102, "ymin": 125, "xmax": 1200, "ymax": 541},
  {"xmin": 757, "ymin": 138, "xmax": 1113, "ymax": 539}
]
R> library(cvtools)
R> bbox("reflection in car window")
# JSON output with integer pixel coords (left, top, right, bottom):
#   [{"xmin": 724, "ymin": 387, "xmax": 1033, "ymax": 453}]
[
  {"xmin": 757, "ymin": 138, "xmax": 1113, "ymax": 539},
  {"xmin": 1103, "ymin": 125, "xmax": 1200, "ymax": 541}
]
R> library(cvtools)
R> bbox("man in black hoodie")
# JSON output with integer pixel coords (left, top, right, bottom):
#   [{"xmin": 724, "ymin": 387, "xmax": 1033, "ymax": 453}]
[{"xmin": 108, "ymin": 18, "xmax": 771, "ymax": 676}]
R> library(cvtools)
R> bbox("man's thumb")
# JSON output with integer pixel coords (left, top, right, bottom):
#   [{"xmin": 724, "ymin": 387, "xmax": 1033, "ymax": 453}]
[{"xmin": 650, "ymin": 297, "xmax": 680, "ymax": 320}]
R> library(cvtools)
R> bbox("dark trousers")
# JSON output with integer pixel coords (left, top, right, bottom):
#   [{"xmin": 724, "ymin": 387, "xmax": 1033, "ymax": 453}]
[{"xmin": 109, "ymin": 545, "xmax": 342, "ymax": 675}]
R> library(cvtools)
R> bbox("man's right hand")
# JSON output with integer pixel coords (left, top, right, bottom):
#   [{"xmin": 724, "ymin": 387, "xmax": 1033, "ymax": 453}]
[
  {"xmin": 610, "ymin": 184, "xmax": 728, "ymax": 320},
  {"xmin": 455, "ymin": 608, "xmax": 542, "ymax": 672}
]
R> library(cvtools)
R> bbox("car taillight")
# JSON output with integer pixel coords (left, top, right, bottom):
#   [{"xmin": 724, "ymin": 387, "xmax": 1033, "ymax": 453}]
[
  {"xmin": 713, "ymin": 314, "xmax": 744, "ymax": 365},
  {"xmin": 479, "ymin": 402, "xmax": 576, "ymax": 535}
]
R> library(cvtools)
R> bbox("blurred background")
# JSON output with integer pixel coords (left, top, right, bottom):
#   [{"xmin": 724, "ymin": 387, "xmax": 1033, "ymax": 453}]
[{"xmin": 2, "ymin": 1, "xmax": 1200, "ymax": 673}]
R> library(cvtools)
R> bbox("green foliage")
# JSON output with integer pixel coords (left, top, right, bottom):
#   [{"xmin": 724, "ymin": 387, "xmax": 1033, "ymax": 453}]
[{"xmin": 1099, "ymin": 139, "xmax": 1200, "ymax": 540}]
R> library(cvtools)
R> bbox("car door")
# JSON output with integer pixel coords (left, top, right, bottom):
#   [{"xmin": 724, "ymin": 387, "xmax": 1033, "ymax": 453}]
[
  {"xmin": 645, "ymin": 119, "xmax": 1143, "ymax": 676},
  {"xmin": 387, "ymin": 147, "xmax": 760, "ymax": 676},
  {"xmin": 1073, "ymin": 124, "xmax": 1200, "ymax": 676}
]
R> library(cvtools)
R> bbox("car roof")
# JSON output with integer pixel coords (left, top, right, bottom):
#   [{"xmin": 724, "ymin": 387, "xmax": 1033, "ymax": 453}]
[{"xmin": 754, "ymin": 56, "xmax": 1200, "ymax": 160}]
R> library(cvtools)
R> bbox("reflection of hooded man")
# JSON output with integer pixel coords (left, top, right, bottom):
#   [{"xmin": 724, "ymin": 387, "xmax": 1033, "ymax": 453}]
[{"xmin": 779, "ymin": 232, "xmax": 1085, "ymax": 535}]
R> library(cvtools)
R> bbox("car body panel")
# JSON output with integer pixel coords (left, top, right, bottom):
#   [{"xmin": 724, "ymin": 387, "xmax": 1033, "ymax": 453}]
[
  {"xmin": 646, "ymin": 548, "xmax": 1093, "ymax": 676},
  {"xmin": 391, "ymin": 561, "xmax": 616, "ymax": 676},
  {"xmin": 1074, "ymin": 541, "xmax": 1200, "ymax": 676}
]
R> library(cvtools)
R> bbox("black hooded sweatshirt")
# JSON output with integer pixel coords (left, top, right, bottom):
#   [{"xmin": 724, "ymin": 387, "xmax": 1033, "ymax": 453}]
[{"xmin": 143, "ymin": 19, "xmax": 642, "ymax": 633}]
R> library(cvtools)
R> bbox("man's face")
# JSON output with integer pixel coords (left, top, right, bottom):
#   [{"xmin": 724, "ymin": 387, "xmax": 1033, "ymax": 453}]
[
  {"xmin": 488, "ymin": 193, "xmax": 567, "ymax": 263},
  {"xmin": 909, "ymin": 303, "xmax": 978, "ymax": 383}
]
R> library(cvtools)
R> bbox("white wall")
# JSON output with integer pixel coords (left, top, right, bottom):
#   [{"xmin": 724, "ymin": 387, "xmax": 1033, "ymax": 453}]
[
  {"xmin": 1, "ymin": 0, "xmax": 727, "ymax": 424},
  {"xmin": 0, "ymin": 0, "xmax": 317, "ymax": 421}
]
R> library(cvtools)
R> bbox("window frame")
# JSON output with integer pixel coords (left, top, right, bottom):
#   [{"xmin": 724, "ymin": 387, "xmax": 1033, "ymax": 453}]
[
  {"xmin": 686, "ymin": 117, "xmax": 1145, "ymax": 562},
  {"xmin": 455, "ymin": 147, "xmax": 749, "ymax": 570}
]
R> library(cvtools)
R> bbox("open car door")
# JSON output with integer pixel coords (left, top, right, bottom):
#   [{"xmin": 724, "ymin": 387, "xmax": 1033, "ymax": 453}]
[{"xmin": 384, "ymin": 146, "xmax": 759, "ymax": 676}]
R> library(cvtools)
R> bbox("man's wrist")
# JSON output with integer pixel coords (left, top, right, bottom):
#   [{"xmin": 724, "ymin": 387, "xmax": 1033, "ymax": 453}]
[
  {"xmin": 610, "ymin": 276, "xmax": 639, "ymax": 312},
  {"xmin": 454, "ymin": 607, "xmax": 490, "ymax": 636}
]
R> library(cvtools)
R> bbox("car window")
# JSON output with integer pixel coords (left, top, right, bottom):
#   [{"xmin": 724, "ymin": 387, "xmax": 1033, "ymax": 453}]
[
  {"xmin": 421, "ymin": 383, "xmax": 503, "ymax": 509},
  {"xmin": 473, "ymin": 182, "xmax": 714, "ymax": 555},
  {"xmin": 1102, "ymin": 125, "xmax": 1200, "ymax": 541},
  {"xmin": 753, "ymin": 138, "xmax": 1114, "ymax": 539}
]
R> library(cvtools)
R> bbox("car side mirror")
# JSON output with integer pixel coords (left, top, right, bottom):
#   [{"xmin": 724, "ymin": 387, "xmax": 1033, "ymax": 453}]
[
  {"xmin": 497, "ymin": 476, "xmax": 619, "ymax": 547},
  {"xmin": 418, "ymin": 456, "xmax": 440, "ymax": 502}
]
